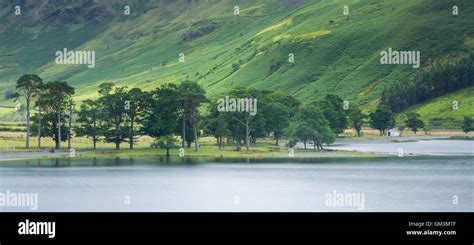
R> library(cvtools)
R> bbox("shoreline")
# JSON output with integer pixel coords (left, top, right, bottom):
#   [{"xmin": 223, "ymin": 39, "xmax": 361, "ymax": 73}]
[
  {"xmin": 0, "ymin": 148, "xmax": 378, "ymax": 161},
  {"xmin": 0, "ymin": 134, "xmax": 472, "ymax": 161}
]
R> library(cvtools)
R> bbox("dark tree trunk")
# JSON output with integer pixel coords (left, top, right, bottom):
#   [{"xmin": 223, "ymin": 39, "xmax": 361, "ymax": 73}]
[
  {"xmin": 236, "ymin": 137, "xmax": 241, "ymax": 151},
  {"xmin": 245, "ymin": 121, "xmax": 250, "ymax": 154},
  {"xmin": 26, "ymin": 95, "xmax": 30, "ymax": 149},
  {"xmin": 56, "ymin": 107, "xmax": 61, "ymax": 149},
  {"xmin": 129, "ymin": 118, "xmax": 134, "ymax": 149},
  {"xmin": 93, "ymin": 121, "xmax": 97, "ymax": 150},
  {"xmin": 37, "ymin": 106, "xmax": 42, "ymax": 148},
  {"xmin": 181, "ymin": 112, "xmax": 186, "ymax": 148},
  {"xmin": 114, "ymin": 119, "xmax": 121, "ymax": 150},
  {"xmin": 193, "ymin": 114, "xmax": 198, "ymax": 151},
  {"xmin": 68, "ymin": 109, "xmax": 73, "ymax": 149}
]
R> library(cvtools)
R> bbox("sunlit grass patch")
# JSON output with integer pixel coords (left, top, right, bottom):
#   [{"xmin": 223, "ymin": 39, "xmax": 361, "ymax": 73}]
[
  {"xmin": 293, "ymin": 30, "xmax": 331, "ymax": 41},
  {"xmin": 256, "ymin": 18, "xmax": 293, "ymax": 36}
]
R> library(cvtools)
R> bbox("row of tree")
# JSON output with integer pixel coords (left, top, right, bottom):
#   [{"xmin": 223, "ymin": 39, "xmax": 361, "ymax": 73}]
[
  {"xmin": 382, "ymin": 53, "xmax": 474, "ymax": 113},
  {"xmin": 15, "ymin": 74, "xmax": 74, "ymax": 149},
  {"xmin": 14, "ymin": 74, "xmax": 473, "ymax": 153}
]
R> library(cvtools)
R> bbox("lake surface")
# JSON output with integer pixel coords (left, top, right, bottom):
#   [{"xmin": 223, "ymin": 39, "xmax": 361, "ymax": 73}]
[
  {"xmin": 328, "ymin": 138, "xmax": 474, "ymax": 156},
  {"xmin": 0, "ymin": 155, "xmax": 472, "ymax": 212}
]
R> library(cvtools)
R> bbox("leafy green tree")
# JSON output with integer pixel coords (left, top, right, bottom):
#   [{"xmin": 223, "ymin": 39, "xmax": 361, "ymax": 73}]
[
  {"xmin": 405, "ymin": 112, "xmax": 424, "ymax": 134},
  {"xmin": 177, "ymin": 81, "xmax": 207, "ymax": 151},
  {"xmin": 348, "ymin": 107, "xmax": 367, "ymax": 137},
  {"xmin": 286, "ymin": 121, "xmax": 312, "ymax": 150},
  {"xmin": 33, "ymin": 83, "xmax": 46, "ymax": 148},
  {"xmin": 4, "ymin": 89, "xmax": 19, "ymax": 100},
  {"xmin": 249, "ymin": 111, "xmax": 267, "ymax": 145},
  {"xmin": 150, "ymin": 135, "xmax": 179, "ymax": 157},
  {"xmin": 175, "ymin": 114, "xmax": 199, "ymax": 148},
  {"xmin": 369, "ymin": 105, "xmax": 395, "ymax": 136},
  {"xmin": 214, "ymin": 116, "xmax": 231, "ymax": 149},
  {"xmin": 312, "ymin": 128, "xmax": 336, "ymax": 150},
  {"xmin": 41, "ymin": 81, "xmax": 75, "ymax": 149},
  {"xmin": 462, "ymin": 116, "xmax": 473, "ymax": 134},
  {"xmin": 261, "ymin": 91, "xmax": 296, "ymax": 145},
  {"xmin": 422, "ymin": 122, "xmax": 431, "ymax": 135},
  {"xmin": 286, "ymin": 104, "xmax": 335, "ymax": 151},
  {"xmin": 208, "ymin": 89, "xmax": 268, "ymax": 152},
  {"xmin": 304, "ymin": 103, "xmax": 336, "ymax": 150},
  {"xmin": 204, "ymin": 98, "xmax": 231, "ymax": 149},
  {"xmin": 31, "ymin": 111, "xmax": 70, "ymax": 146},
  {"xmin": 76, "ymin": 99, "xmax": 102, "ymax": 150},
  {"xmin": 125, "ymin": 88, "xmax": 146, "ymax": 149},
  {"xmin": 97, "ymin": 83, "xmax": 128, "ymax": 150},
  {"xmin": 66, "ymin": 98, "xmax": 75, "ymax": 149},
  {"xmin": 16, "ymin": 74, "xmax": 43, "ymax": 149},
  {"xmin": 397, "ymin": 124, "xmax": 406, "ymax": 137},
  {"xmin": 318, "ymin": 94, "xmax": 348, "ymax": 135},
  {"xmin": 225, "ymin": 88, "xmax": 263, "ymax": 153},
  {"xmin": 142, "ymin": 84, "xmax": 180, "ymax": 144}
]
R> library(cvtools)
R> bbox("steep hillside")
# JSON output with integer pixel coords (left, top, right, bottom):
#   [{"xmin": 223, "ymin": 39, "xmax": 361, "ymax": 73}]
[
  {"xmin": 0, "ymin": 0, "xmax": 473, "ymax": 125},
  {"xmin": 397, "ymin": 86, "xmax": 474, "ymax": 128}
]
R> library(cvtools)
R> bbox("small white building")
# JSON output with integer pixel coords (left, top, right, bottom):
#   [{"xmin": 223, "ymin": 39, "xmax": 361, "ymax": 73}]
[{"xmin": 386, "ymin": 128, "xmax": 400, "ymax": 137}]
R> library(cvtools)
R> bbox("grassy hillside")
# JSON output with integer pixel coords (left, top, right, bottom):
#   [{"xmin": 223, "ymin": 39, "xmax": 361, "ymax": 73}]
[
  {"xmin": 0, "ymin": 0, "xmax": 473, "ymax": 126},
  {"xmin": 397, "ymin": 86, "xmax": 474, "ymax": 128}
]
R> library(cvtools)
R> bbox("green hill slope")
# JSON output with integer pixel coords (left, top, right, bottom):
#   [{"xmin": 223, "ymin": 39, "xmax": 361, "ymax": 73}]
[
  {"xmin": 397, "ymin": 86, "xmax": 474, "ymax": 128},
  {"xmin": 0, "ymin": 0, "xmax": 473, "ymax": 126}
]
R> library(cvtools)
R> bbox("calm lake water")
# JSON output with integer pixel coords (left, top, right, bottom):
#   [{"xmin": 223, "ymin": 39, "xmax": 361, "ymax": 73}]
[
  {"xmin": 0, "ymin": 155, "xmax": 472, "ymax": 212},
  {"xmin": 326, "ymin": 139, "xmax": 474, "ymax": 156}
]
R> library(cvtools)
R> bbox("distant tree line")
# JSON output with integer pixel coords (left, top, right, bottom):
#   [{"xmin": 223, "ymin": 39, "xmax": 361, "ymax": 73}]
[
  {"xmin": 13, "ymin": 74, "xmax": 473, "ymax": 152},
  {"xmin": 382, "ymin": 53, "xmax": 474, "ymax": 113}
]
